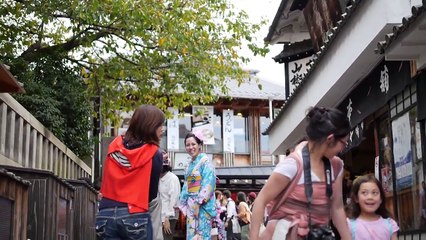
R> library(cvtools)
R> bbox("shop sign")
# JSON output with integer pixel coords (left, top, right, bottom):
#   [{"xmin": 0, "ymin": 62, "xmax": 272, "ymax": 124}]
[
  {"xmin": 288, "ymin": 56, "xmax": 314, "ymax": 96},
  {"xmin": 338, "ymin": 61, "xmax": 412, "ymax": 128},
  {"xmin": 222, "ymin": 109, "xmax": 235, "ymax": 153}
]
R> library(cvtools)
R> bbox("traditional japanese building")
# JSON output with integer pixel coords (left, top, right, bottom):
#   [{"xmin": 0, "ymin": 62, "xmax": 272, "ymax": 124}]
[
  {"xmin": 101, "ymin": 73, "xmax": 285, "ymax": 190},
  {"xmin": 265, "ymin": 0, "xmax": 426, "ymax": 237}
]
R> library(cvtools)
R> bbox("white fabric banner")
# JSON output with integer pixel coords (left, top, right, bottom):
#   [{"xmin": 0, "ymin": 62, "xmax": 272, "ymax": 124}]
[
  {"xmin": 167, "ymin": 107, "xmax": 179, "ymax": 151},
  {"xmin": 223, "ymin": 109, "xmax": 234, "ymax": 153}
]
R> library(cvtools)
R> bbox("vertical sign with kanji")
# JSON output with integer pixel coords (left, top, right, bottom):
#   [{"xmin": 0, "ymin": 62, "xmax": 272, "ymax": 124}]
[
  {"xmin": 288, "ymin": 56, "xmax": 314, "ymax": 96},
  {"xmin": 167, "ymin": 107, "xmax": 179, "ymax": 150},
  {"xmin": 222, "ymin": 110, "xmax": 234, "ymax": 153}
]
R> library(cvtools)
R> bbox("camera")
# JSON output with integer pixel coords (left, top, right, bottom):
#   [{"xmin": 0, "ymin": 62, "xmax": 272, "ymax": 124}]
[{"xmin": 306, "ymin": 226, "xmax": 335, "ymax": 240}]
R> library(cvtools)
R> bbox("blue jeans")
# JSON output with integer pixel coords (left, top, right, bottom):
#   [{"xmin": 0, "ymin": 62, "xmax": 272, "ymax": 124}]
[{"xmin": 96, "ymin": 207, "xmax": 153, "ymax": 240}]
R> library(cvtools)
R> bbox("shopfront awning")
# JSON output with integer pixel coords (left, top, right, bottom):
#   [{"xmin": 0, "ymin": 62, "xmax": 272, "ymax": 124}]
[{"xmin": 0, "ymin": 64, "xmax": 25, "ymax": 93}]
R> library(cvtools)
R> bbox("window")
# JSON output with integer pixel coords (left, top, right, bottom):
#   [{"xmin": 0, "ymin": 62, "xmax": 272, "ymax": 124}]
[
  {"xmin": 178, "ymin": 115, "xmax": 191, "ymax": 151},
  {"xmin": 260, "ymin": 116, "xmax": 270, "ymax": 155},
  {"xmin": 234, "ymin": 115, "xmax": 249, "ymax": 154},
  {"xmin": 58, "ymin": 198, "xmax": 69, "ymax": 240},
  {"xmin": 390, "ymin": 84, "xmax": 416, "ymax": 118},
  {"xmin": 391, "ymin": 107, "xmax": 423, "ymax": 231},
  {"xmin": 0, "ymin": 197, "xmax": 12, "ymax": 240},
  {"xmin": 205, "ymin": 114, "xmax": 223, "ymax": 153}
]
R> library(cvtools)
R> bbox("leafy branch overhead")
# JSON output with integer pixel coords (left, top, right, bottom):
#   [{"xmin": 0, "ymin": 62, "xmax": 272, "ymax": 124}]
[{"xmin": 0, "ymin": 0, "xmax": 268, "ymax": 121}]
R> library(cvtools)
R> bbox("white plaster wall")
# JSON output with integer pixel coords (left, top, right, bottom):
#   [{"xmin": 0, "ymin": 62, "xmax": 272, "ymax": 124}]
[{"xmin": 269, "ymin": 0, "xmax": 417, "ymax": 154}]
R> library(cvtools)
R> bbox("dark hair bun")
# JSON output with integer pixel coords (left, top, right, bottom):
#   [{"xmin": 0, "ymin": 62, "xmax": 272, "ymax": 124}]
[{"xmin": 305, "ymin": 106, "xmax": 351, "ymax": 141}]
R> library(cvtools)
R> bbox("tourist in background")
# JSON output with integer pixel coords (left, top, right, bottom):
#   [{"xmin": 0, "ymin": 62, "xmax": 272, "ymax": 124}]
[
  {"xmin": 214, "ymin": 190, "xmax": 227, "ymax": 239},
  {"xmin": 236, "ymin": 192, "xmax": 251, "ymax": 240},
  {"xmin": 248, "ymin": 192, "xmax": 257, "ymax": 210},
  {"xmin": 159, "ymin": 150, "xmax": 181, "ymax": 240},
  {"xmin": 223, "ymin": 189, "xmax": 238, "ymax": 240}
]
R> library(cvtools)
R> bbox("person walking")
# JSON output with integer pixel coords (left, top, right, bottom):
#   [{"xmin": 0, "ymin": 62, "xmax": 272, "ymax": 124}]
[
  {"xmin": 159, "ymin": 150, "xmax": 181, "ymax": 240},
  {"xmin": 249, "ymin": 106, "xmax": 352, "ymax": 240},
  {"xmin": 214, "ymin": 190, "xmax": 227, "ymax": 239},
  {"xmin": 236, "ymin": 192, "xmax": 251, "ymax": 240},
  {"xmin": 179, "ymin": 132, "xmax": 217, "ymax": 239},
  {"xmin": 421, "ymin": 181, "xmax": 426, "ymax": 224},
  {"xmin": 346, "ymin": 174, "xmax": 399, "ymax": 239},
  {"xmin": 248, "ymin": 192, "xmax": 257, "ymax": 210},
  {"xmin": 96, "ymin": 105, "xmax": 165, "ymax": 240},
  {"xmin": 223, "ymin": 189, "xmax": 238, "ymax": 240}
]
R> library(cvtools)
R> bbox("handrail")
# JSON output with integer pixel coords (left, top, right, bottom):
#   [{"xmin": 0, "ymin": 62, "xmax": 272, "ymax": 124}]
[{"xmin": 0, "ymin": 93, "xmax": 91, "ymax": 179}]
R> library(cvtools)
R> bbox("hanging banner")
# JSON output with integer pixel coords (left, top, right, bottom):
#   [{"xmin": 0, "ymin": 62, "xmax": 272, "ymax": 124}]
[
  {"xmin": 223, "ymin": 109, "xmax": 235, "ymax": 153},
  {"xmin": 192, "ymin": 106, "xmax": 215, "ymax": 145},
  {"xmin": 415, "ymin": 121, "xmax": 422, "ymax": 160},
  {"xmin": 374, "ymin": 156, "xmax": 380, "ymax": 180},
  {"xmin": 167, "ymin": 107, "xmax": 179, "ymax": 151},
  {"xmin": 392, "ymin": 112, "xmax": 413, "ymax": 190}
]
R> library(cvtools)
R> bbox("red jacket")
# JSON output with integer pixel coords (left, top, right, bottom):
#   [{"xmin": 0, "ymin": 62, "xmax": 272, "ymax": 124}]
[{"xmin": 100, "ymin": 136, "xmax": 158, "ymax": 213}]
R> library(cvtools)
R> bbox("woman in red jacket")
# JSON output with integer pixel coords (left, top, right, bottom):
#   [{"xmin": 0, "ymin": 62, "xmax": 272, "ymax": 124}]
[{"xmin": 96, "ymin": 105, "xmax": 165, "ymax": 240}]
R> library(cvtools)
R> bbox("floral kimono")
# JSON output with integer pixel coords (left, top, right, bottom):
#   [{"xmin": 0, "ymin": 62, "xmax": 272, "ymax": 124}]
[{"xmin": 179, "ymin": 153, "xmax": 217, "ymax": 239}]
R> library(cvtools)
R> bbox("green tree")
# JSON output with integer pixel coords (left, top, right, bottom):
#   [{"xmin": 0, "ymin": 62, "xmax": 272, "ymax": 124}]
[
  {"xmin": 5, "ymin": 56, "xmax": 93, "ymax": 161},
  {"xmin": 0, "ymin": 0, "xmax": 268, "ymax": 123}
]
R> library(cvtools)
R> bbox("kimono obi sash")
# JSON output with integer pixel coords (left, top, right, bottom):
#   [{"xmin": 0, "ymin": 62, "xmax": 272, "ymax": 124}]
[
  {"xmin": 269, "ymin": 182, "xmax": 331, "ymax": 226},
  {"xmin": 187, "ymin": 175, "xmax": 202, "ymax": 193}
]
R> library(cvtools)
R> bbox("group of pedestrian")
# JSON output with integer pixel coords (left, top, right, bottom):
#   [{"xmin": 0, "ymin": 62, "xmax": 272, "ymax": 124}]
[
  {"xmin": 94, "ymin": 104, "xmax": 220, "ymax": 240},
  {"xmin": 94, "ymin": 104, "xmax": 400, "ymax": 240}
]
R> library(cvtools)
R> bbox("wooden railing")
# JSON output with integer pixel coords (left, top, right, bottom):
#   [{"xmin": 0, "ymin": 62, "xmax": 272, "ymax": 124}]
[{"xmin": 0, "ymin": 93, "xmax": 91, "ymax": 179}]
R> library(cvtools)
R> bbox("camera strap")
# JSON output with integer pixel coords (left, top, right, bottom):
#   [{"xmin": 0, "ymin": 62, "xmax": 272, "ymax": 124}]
[{"xmin": 302, "ymin": 145, "xmax": 333, "ymax": 232}]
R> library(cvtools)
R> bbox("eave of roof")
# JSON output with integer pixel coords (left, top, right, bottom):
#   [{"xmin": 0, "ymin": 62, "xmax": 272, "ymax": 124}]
[
  {"xmin": 1, "ymin": 165, "xmax": 75, "ymax": 190},
  {"xmin": 264, "ymin": 0, "xmax": 363, "ymax": 135},
  {"xmin": 0, "ymin": 64, "xmax": 25, "ymax": 93},
  {"xmin": 273, "ymin": 39, "xmax": 314, "ymax": 63},
  {"xmin": 375, "ymin": 3, "xmax": 426, "ymax": 54},
  {"xmin": 0, "ymin": 167, "xmax": 31, "ymax": 186},
  {"xmin": 217, "ymin": 78, "xmax": 285, "ymax": 100},
  {"xmin": 265, "ymin": 0, "xmax": 291, "ymax": 43}
]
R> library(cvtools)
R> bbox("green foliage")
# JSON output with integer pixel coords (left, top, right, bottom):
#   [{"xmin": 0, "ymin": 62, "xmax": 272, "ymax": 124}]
[
  {"xmin": 0, "ymin": 0, "xmax": 268, "ymax": 127},
  {"xmin": 7, "ymin": 56, "xmax": 93, "ymax": 160}
]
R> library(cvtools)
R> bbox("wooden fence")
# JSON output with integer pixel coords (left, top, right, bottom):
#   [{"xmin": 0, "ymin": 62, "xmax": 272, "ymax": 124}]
[
  {"xmin": 0, "ymin": 93, "xmax": 91, "ymax": 179},
  {"xmin": 2, "ymin": 166, "xmax": 75, "ymax": 240},
  {"xmin": 0, "ymin": 168, "xmax": 30, "ymax": 240},
  {"xmin": 67, "ymin": 179, "xmax": 98, "ymax": 240}
]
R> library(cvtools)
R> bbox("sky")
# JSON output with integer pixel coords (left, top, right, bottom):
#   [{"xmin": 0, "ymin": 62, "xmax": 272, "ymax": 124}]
[{"xmin": 232, "ymin": 0, "xmax": 285, "ymax": 86}]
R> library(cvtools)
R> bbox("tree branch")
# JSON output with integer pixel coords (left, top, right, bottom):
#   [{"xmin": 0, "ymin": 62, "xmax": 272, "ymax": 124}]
[
  {"xmin": 96, "ymin": 39, "xmax": 139, "ymax": 66},
  {"xmin": 19, "ymin": 29, "xmax": 111, "ymax": 61}
]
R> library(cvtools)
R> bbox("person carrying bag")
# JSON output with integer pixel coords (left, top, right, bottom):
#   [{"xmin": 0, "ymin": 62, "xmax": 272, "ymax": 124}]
[{"xmin": 249, "ymin": 106, "xmax": 352, "ymax": 240}]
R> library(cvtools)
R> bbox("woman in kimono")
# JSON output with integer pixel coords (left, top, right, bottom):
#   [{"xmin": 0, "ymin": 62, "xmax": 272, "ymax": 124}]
[{"xmin": 179, "ymin": 132, "xmax": 217, "ymax": 239}]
